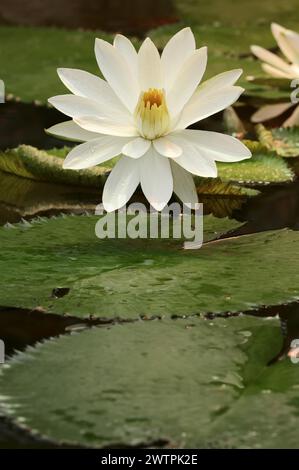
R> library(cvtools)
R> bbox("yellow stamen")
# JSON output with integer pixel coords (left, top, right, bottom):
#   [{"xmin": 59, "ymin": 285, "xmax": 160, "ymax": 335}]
[{"xmin": 134, "ymin": 88, "xmax": 170, "ymax": 140}]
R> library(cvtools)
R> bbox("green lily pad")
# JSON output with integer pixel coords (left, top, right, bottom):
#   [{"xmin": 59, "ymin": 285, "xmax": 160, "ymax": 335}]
[
  {"xmin": 0, "ymin": 170, "xmax": 101, "ymax": 223},
  {"xmin": 0, "ymin": 145, "xmax": 113, "ymax": 188},
  {"xmin": 195, "ymin": 178, "xmax": 258, "ymax": 197},
  {"xmin": 195, "ymin": 179, "xmax": 258, "ymax": 217},
  {"xmin": 245, "ymin": 86, "xmax": 292, "ymax": 104},
  {"xmin": 173, "ymin": 0, "xmax": 299, "ymax": 31},
  {"xmin": 245, "ymin": 76, "xmax": 293, "ymax": 102},
  {"xmin": 217, "ymin": 151, "xmax": 294, "ymax": 185},
  {"xmin": 199, "ymin": 196, "xmax": 247, "ymax": 218},
  {"xmin": 0, "ymin": 26, "xmax": 116, "ymax": 103},
  {"xmin": 244, "ymin": 80, "xmax": 293, "ymax": 104},
  {"xmin": 246, "ymin": 77, "xmax": 292, "ymax": 90},
  {"xmin": 1, "ymin": 316, "xmax": 298, "ymax": 448},
  {"xmin": 0, "ymin": 215, "xmax": 298, "ymax": 318},
  {"xmin": 257, "ymin": 126, "xmax": 299, "ymax": 158}
]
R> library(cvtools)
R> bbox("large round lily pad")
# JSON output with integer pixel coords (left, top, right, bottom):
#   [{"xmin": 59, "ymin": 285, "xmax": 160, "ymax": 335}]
[
  {"xmin": 0, "ymin": 317, "xmax": 298, "ymax": 448},
  {"xmin": 0, "ymin": 215, "xmax": 298, "ymax": 318}
]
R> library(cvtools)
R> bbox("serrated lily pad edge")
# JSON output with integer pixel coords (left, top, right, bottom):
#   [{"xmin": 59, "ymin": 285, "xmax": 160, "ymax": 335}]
[{"xmin": 0, "ymin": 314, "xmax": 281, "ymax": 449}]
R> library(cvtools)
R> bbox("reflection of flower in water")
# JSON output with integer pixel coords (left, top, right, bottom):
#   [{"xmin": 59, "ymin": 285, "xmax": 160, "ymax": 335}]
[
  {"xmin": 48, "ymin": 28, "xmax": 250, "ymax": 212},
  {"xmin": 251, "ymin": 23, "xmax": 299, "ymax": 127}
]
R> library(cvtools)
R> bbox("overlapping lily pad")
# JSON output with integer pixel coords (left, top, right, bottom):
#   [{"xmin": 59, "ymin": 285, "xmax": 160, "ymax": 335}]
[
  {"xmin": 245, "ymin": 77, "xmax": 293, "ymax": 103},
  {"xmin": 1, "ymin": 316, "xmax": 299, "ymax": 448},
  {"xmin": 0, "ymin": 145, "xmax": 294, "ymax": 193},
  {"xmin": 0, "ymin": 145, "xmax": 112, "ymax": 187},
  {"xmin": 0, "ymin": 170, "xmax": 101, "ymax": 224},
  {"xmin": 257, "ymin": 125, "xmax": 299, "ymax": 158},
  {"xmin": 0, "ymin": 215, "xmax": 298, "ymax": 318}
]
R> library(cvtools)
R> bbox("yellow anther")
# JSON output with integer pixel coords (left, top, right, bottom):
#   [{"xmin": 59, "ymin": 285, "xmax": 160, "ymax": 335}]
[{"xmin": 134, "ymin": 88, "xmax": 170, "ymax": 140}]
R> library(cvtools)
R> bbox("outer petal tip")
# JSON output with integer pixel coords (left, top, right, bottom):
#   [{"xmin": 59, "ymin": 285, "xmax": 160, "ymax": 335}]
[
  {"xmin": 113, "ymin": 33, "xmax": 122, "ymax": 43},
  {"xmin": 271, "ymin": 22, "xmax": 282, "ymax": 30},
  {"xmin": 239, "ymin": 143, "xmax": 252, "ymax": 159},
  {"xmin": 56, "ymin": 68, "xmax": 70, "ymax": 85},
  {"xmin": 179, "ymin": 26, "xmax": 194, "ymax": 38},
  {"xmin": 143, "ymin": 37, "xmax": 154, "ymax": 46},
  {"xmin": 245, "ymin": 148, "xmax": 252, "ymax": 158},
  {"xmin": 271, "ymin": 22, "xmax": 288, "ymax": 38},
  {"xmin": 234, "ymin": 86, "xmax": 245, "ymax": 99},
  {"xmin": 94, "ymin": 37, "xmax": 109, "ymax": 53},
  {"xmin": 198, "ymin": 46, "xmax": 208, "ymax": 63},
  {"xmin": 210, "ymin": 166, "xmax": 218, "ymax": 178},
  {"xmin": 231, "ymin": 68, "xmax": 243, "ymax": 80},
  {"xmin": 102, "ymin": 201, "xmax": 118, "ymax": 213},
  {"xmin": 95, "ymin": 37, "xmax": 104, "ymax": 45},
  {"xmin": 149, "ymin": 201, "xmax": 168, "ymax": 212},
  {"xmin": 62, "ymin": 160, "xmax": 73, "ymax": 170},
  {"xmin": 47, "ymin": 97, "xmax": 55, "ymax": 106},
  {"xmin": 250, "ymin": 45, "xmax": 259, "ymax": 54}
]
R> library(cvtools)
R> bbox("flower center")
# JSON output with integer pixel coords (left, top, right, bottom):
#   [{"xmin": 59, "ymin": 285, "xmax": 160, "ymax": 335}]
[{"xmin": 134, "ymin": 88, "xmax": 170, "ymax": 140}]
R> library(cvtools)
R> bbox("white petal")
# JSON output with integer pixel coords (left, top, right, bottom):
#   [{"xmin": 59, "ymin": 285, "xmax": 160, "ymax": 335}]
[
  {"xmin": 167, "ymin": 47, "xmax": 207, "ymax": 118},
  {"xmin": 196, "ymin": 69, "xmax": 243, "ymax": 94},
  {"xmin": 283, "ymin": 31, "xmax": 299, "ymax": 65},
  {"xmin": 271, "ymin": 23, "xmax": 299, "ymax": 65},
  {"xmin": 57, "ymin": 68, "xmax": 130, "ymax": 119},
  {"xmin": 176, "ymin": 86, "xmax": 243, "ymax": 130},
  {"xmin": 48, "ymin": 95, "xmax": 104, "ymax": 118},
  {"xmin": 153, "ymin": 136, "xmax": 182, "ymax": 158},
  {"xmin": 103, "ymin": 157, "xmax": 140, "ymax": 212},
  {"xmin": 161, "ymin": 27, "xmax": 195, "ymax": 92},
  {"xmin": 46, "ymin": 120, "xmax": 100, "ymax": 142},
  {"xmin": 140, "ymin": 146, "xmax": 173, "ymax": 211},
  {"xmin": 271, "ymin": 23, "xmax": 289, "ymax": 41},
  {"xmin": 138, "ymin": 38, "xmax": 162, "ymax": 91},
  {"xmin": 251, "ymin": 103, "xmax": 294, "ymax": 123},
  {"xmin": 63, "ymin": 136, "xmax": 130, "ymax": 170},
  {"xmin": 95, "ymin": 38, "xmax": 139, "ymax": 112},
  {"xmin": 122, "ymin": 137, "xmax": 151, "ymax": 158},
  {"xmin": 74, "ymin": 116, "xmax": 138, "ymax": 137},
  {"xmin": 250, "ymin": 46, "xmax": 292, "ymax": 74},
  {"xmin": 167, "ymin": 134, "xmax": 218, "ymax": 177},
  {"xmin": 49, "ymin": 94, "xmax": 134, "ymax": 130},
  {"xmin": 172, "ymin": 130, "xmax": 251, "ymax": 163},
  {"xmin": 261, "ymin": 63, "xmax": 293, "ymax": 78},
  {"xmin": 283, "ymin": 105, "xmax": 299, "ymax": 127},
  {"xmin": 171, "ymin": 160, "xmax": 198, "ymax": 208},
  {"xmin": 114, "ymin": 34, "xmax": 138, "ymax": 81}
]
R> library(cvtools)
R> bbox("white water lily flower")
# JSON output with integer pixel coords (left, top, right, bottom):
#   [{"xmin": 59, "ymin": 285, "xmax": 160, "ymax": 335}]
[
  {"xmin": 47, "ymin": 28, "xmax": 251, "ymax": 211},
  {"xmin": 251, "ymin": 23, "xmax": 299, "ymax": 127}
]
